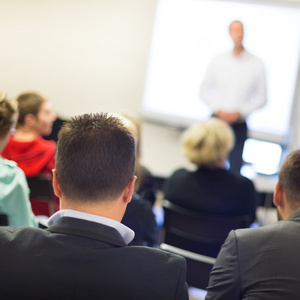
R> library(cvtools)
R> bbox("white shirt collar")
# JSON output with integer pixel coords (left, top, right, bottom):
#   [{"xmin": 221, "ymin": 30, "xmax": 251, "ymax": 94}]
[{"xmin": 47, "ymin": 209, "xmax": 135, "ymax": 244}]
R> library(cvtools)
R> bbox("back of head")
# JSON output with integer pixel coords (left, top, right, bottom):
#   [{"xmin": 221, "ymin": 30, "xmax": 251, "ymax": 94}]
[
  {"xmin": 16, "ymin": 91, "xmax": 47, "ymax": 126},
  {"xmin": 278, "ymin": 150, "xmax": 300, "ymax": 209},
  {"xmin": 56, "ymin": 113, "xmax": 136, "ymax": 202},
  {"xmin": 182, "ymin": 117, "xmax": 234, "ymax": 168},
  {"xmin": 0, "ymin": 96, "xmax": 18, "ymax": 139},
  {"xmin": 112, "ymin": 113, "xmax": 138, "ymax": 143}
]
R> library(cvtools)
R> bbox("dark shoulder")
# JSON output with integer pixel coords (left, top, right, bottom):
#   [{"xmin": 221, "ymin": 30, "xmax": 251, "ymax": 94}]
[
  {"xmin": 233, "ymin": 220, "xmax": 290, "ymax": 247},
  {"xmin": 126, "ymin": 193, "xmax": 153, "ymax": 211},
  {"xmin": 0, "ymin": 226, "xmax": 49, "ymax": 246},
  {"xmin": 168, "ymin": 168, "xmax": 192, "ymax": 181},
  {"xmin": 222, "ymin": 169, "xmax": 254, "ymax": 188},
  {"xmin": 164, "ymin": 169, "xmax": 191, "ymax": 190},
  {"xmin": 126, "ymin": 245, "xmax": 186, "ymax": 267}
]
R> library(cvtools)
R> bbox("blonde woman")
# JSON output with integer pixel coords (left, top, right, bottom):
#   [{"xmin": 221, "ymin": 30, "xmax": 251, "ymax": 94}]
[
  {"xmin": 164, "ymin": 117, "xmax": 257, "ymax": 222},
  {"xmin": 0, "ymin": 97, "xmax": 37, "ymax": 227}
]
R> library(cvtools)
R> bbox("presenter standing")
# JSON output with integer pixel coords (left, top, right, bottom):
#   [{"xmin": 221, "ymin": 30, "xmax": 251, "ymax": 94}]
[{"xmin": 201, "ymin": 20, "xmax": 266, "ymax": 173}]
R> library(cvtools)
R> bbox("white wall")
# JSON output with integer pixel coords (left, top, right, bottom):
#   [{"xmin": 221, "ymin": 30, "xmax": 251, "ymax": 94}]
[
  {"xmin": 0, "ymin": 0, "xmax": 299, "ymax": 180},
  {"xmin": 0, "ymin": 0, "xmax": 156, "ymax": 117}
]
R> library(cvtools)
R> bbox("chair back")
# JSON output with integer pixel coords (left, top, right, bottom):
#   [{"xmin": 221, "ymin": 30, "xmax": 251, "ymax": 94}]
[
  {"xmin": 161, "ymin": 199, "xmax": 251, "ymax": 289},
  {"xmin": 27, "ymin": 176, "xmax": 55, "ymax": 216}
]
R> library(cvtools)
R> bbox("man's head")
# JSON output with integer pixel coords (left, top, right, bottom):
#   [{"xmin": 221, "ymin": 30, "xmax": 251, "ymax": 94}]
[
  {"xmin": 54, "ymin": 113, "xmax": 136, "ymax": 205},
  {"xmin": 16, "ymin": 91, "xmax": 56, "ymax": 136},
  {"xmin": 274, "ymin": 150, "xmax": 300, "ymax": 220},
  {"xmin": 229, "ymin": 20, "xmax": 244, "ymax": 48}
]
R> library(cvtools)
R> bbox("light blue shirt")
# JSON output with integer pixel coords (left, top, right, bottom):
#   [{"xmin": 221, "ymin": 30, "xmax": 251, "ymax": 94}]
[
  {"xmin": 0, "ymin": 157, "xmax": 37, "ymax": 227},
  {"xmin": 47, "ymin": 209, "xmax": 135, "ymax": 244}
]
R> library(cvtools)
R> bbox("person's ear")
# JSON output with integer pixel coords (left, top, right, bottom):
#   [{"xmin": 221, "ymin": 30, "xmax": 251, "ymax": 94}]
[
  {"xmin": 273, "ymin": 182, "xmax": 284, "ymax": 208},
  {"xmin": 123, "ymin": 176, "xmax": 137, "ymax": 204},
  {"xmin": 24, "ymin": 114, "xmax": 37, "ymax": 127},
  {"xmin": 52, "ymin": 169, "xmax": 62, "ymax": 198}
]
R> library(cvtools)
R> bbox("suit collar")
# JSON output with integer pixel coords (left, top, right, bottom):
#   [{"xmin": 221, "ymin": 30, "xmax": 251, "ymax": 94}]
[
  {"xmin": 46, "ymin": 217, "xmax": 128, "ymax": 247},
  {"xmin": 48, "ymin": 209, "xmax": 134, "ymax": 244},
  {"xmin": 286, "ymin": 209, "xmax": 300, "ymax": 222}
]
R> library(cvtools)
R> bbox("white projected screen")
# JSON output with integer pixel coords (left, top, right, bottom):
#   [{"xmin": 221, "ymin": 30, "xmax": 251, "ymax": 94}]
[{"xmin": 142, "ymin": 0, "xmax": 300, "ymax": 143}]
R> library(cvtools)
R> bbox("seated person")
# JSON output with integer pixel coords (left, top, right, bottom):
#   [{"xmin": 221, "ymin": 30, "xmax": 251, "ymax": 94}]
[
  {"xmin": 116, "ymin": 114, "xmax": 159, "ymax": 246},
  {"xmin": 0, "ymin": 113, "xmax": 188, "ymax": 299},
  {"xmin": 205, "ymin": 150, "xmax": 300, "ymax": 300},
  {"xmin": 122, "ymin": 192, "xmax": 159, "ymax": 247},
  {"xmin": 1, "ymin": 91, "xmax": 58, "ymax": 216},
  {"xmin": 120, "ymin": 112, "xmax": 158, "ymax": 206},
  {"xmin": 0, "ymin": 97, "xmax": 37, "ymax": 227},
  {"xmin": 43, "ymin": 115, "xmax": 67, "ymax": 142},
  {"xmin": 164, "ymin": 117, "xmax": 258, "ymax": 223}
]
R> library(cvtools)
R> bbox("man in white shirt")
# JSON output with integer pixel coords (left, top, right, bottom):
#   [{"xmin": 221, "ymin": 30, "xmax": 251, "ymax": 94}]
[
  {"xmin": 0, "ymin": 113, "xmax": 188, "ymax": 300},
  {"xmin": 201, "ymin": 20, "xmax": 266, "ymax": 173}
]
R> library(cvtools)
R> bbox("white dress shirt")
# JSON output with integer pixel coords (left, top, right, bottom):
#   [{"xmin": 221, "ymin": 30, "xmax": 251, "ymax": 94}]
[
  {"xmin": 201, "ymin": 50, "xmax": 267, "ymax": 119},
  {"xmin": 47, "ymin": 209, "xmax": 135, "ymax": 244}
]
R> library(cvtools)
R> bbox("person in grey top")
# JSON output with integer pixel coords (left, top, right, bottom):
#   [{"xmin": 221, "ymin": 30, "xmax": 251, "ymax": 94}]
[{"xmin": 205, "ymin": 150, "xmax": 300, "ymax": 300}]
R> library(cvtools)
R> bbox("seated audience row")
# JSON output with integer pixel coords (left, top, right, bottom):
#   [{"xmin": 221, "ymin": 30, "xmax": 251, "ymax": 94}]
[
  {"xmin": 1, "ymin": 91, "xmax": 158, "ymax": 246},
  {"xmin": 0, "ymin": 113, "xmax": 189, "ymax": 299},
  {"xmin": 1, "ymin": 101, "xmax": 300, "ymax": 298}
]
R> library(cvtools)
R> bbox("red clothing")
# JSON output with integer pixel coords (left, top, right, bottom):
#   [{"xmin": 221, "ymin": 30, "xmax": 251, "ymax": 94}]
[
  {"xmin": 1, "ymin": 136, "xmax": 56, "ymax": 177},
  {"xmin": 1, "ymin": 136, "xmax": 58, "ymax": 216}
]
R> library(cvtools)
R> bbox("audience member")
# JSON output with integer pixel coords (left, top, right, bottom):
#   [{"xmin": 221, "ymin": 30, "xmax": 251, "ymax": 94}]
[
  {"xmin": 116, "ymin": 114, "xmax": 159, "ymax": 246},
  {"xmin": 121, "ymin": 112, "xmax": 158, "ymax": 206},
  {"xmin": 0, "ymin": 97, "xmax": 37, "ymax": 227},
  {"xmin": 1, "ymin": 91, "xmax": 56, "ymax": 177},
  {"xmin": 43, "ymin": 115, "xmax": 67, "ymax": 142},
  {"xmin": 1, "ymin": 91, "xmax": 58, "ymax": 216},
  {"xmin": 0, "ymin": 113, "xmax": 188, "ymax": 299},
  {"xmin": 205, "ymin": 150, "xmax": 300, "ymax": 300},
  {"xmin": 164, "ymin": 117, "xmax": 258, "ymax": 223}
]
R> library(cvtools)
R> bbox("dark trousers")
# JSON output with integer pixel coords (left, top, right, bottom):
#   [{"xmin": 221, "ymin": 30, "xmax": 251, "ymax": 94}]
[
  {"xmin": 211, "ymin": 115, "xmax": 247, "ymax": 174},
  {"xmin": 229, "ymin": 121, "xmax": 247, "ymax": 174}
]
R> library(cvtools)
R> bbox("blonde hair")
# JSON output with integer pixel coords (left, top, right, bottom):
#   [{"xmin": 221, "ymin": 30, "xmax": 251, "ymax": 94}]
[
  {"xmin": 0, "ymin": 97, "xmax": 18, "ymax": 138},
  {"xmin": 182, "ymin": 117, "xmax": 234, "ymax": 167}
]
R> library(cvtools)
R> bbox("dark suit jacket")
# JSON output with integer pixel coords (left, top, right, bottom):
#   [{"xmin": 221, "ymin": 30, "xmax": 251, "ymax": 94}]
[
  {"xmin": 164, "ymin": 167, "xmax": 257, "ymax": 222},
  {"xmin": 0, "ymin": 217, "xmax": 188, "ymax": 300},
  {"xmin": 205, "ymin": 209, "xmax": 300, "ymax": 300}
]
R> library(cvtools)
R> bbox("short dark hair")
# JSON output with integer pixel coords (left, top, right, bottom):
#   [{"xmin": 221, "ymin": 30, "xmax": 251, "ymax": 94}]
[
  {"xmin": 278, "ymin": 150, "xmax": 300, "ymax": 208},
  {"xmin": 55, "ymin": 113, "xmax": 136, "ymax": 202},
  {"xmin": 16, "ymin": 92, "xmax": 47, "ymax": 126}
]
